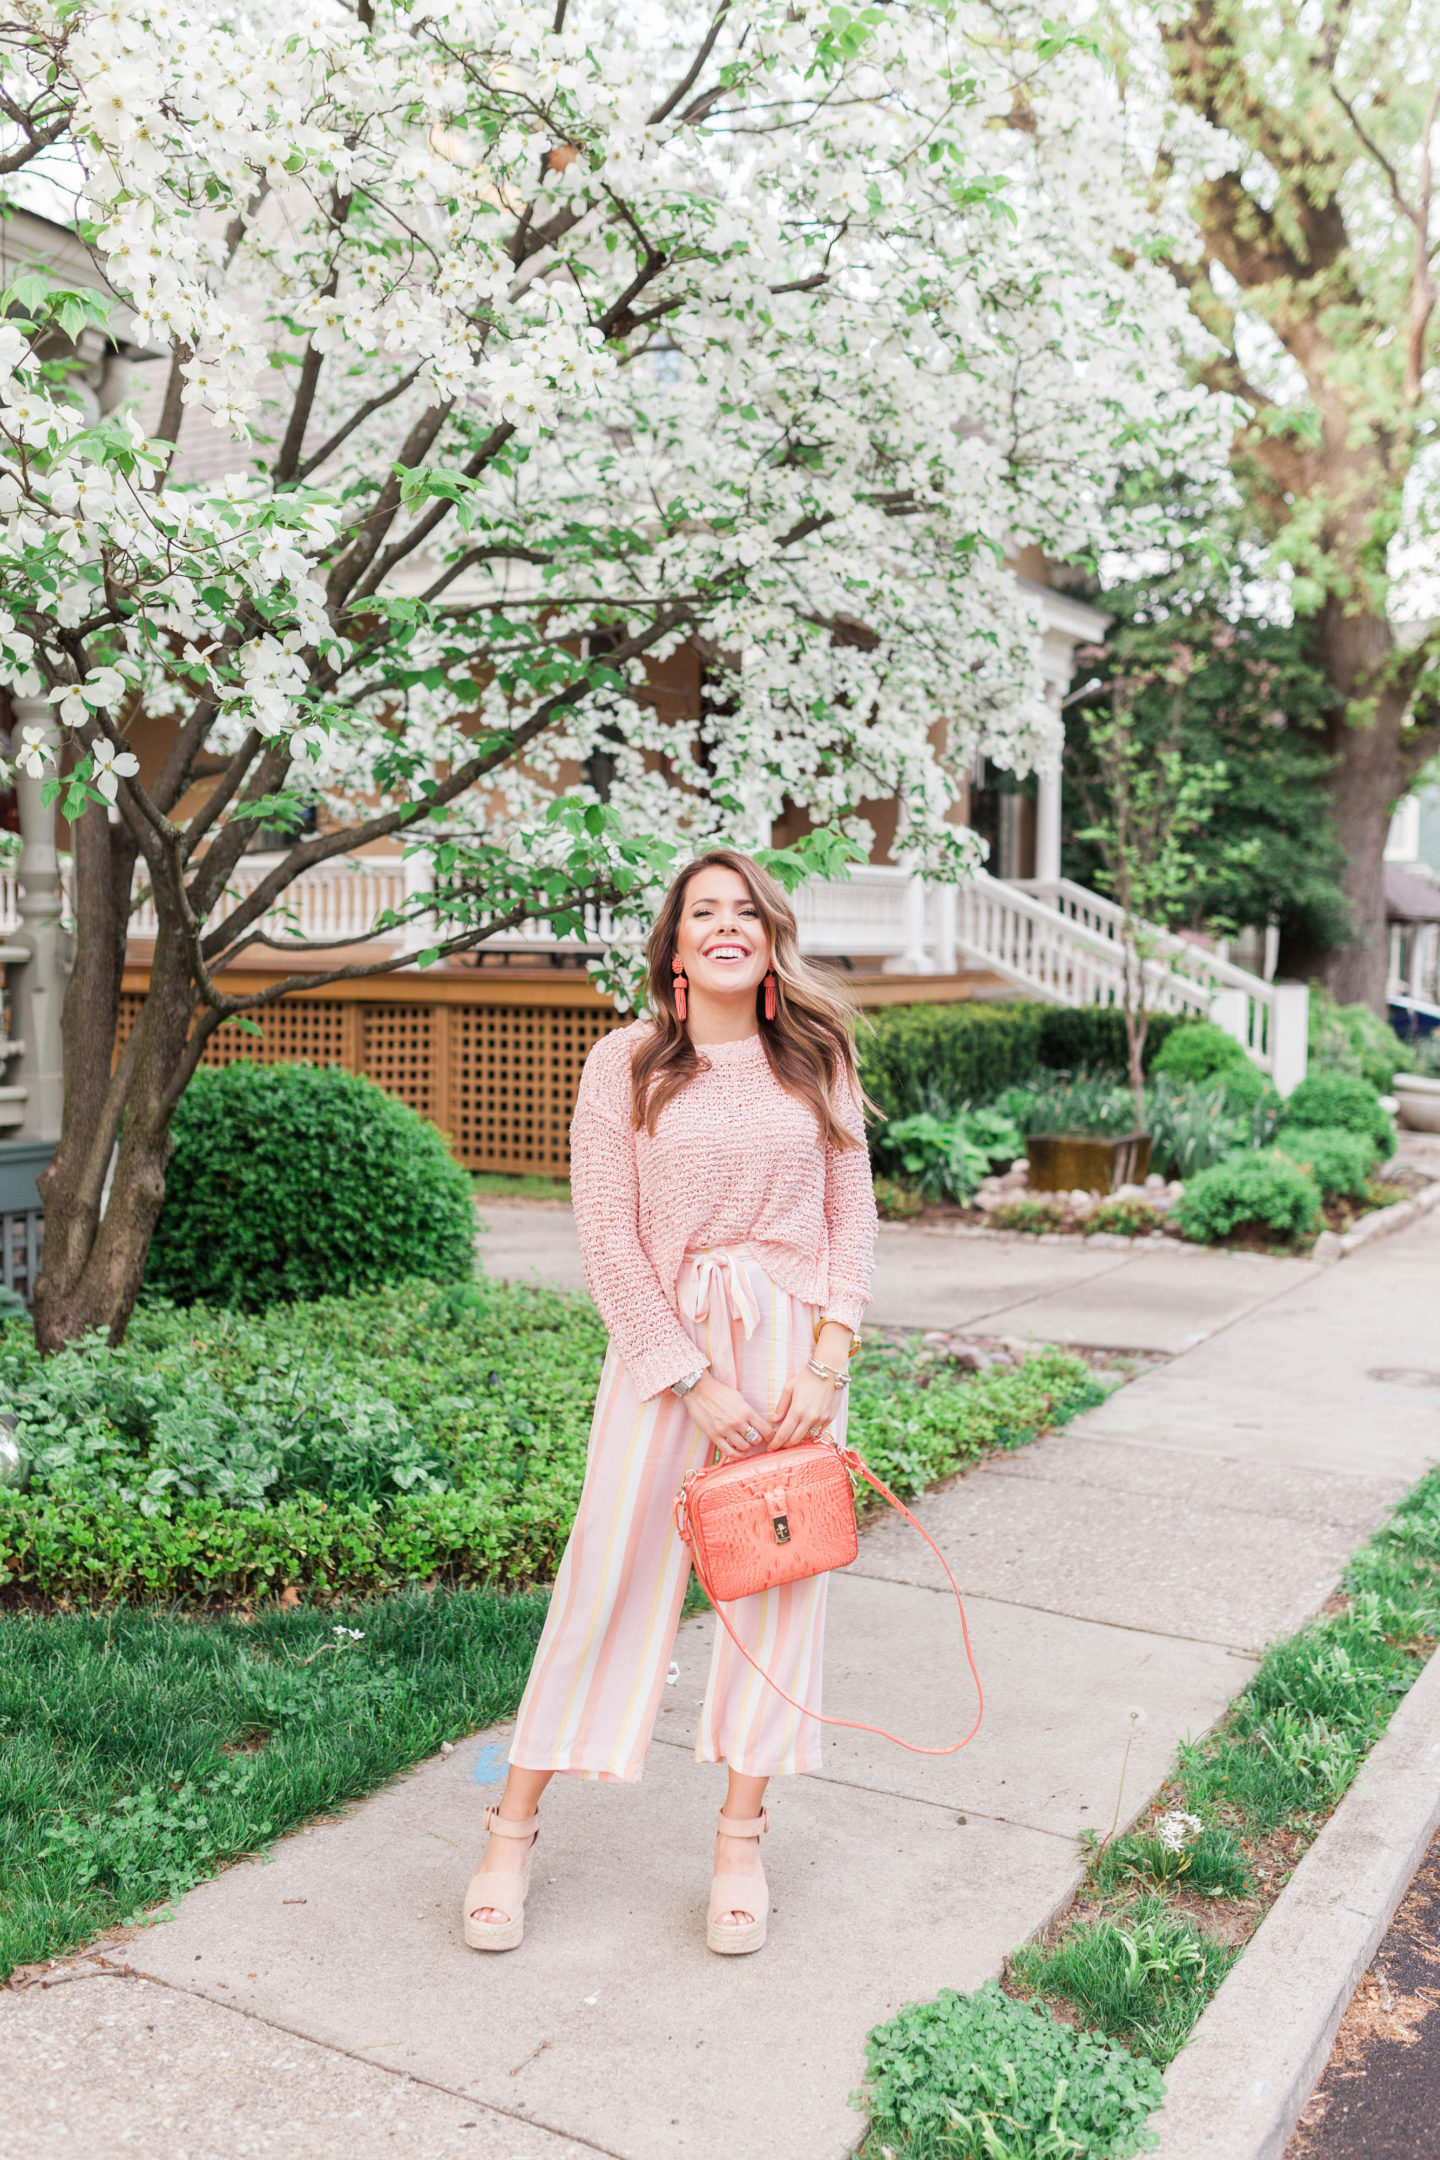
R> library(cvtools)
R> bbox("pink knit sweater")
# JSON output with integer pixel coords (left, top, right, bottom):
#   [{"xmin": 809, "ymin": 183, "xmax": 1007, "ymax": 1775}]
[{"xmin": 569, "ymin": 1023, "xmax": 877, "ymax": 1400}]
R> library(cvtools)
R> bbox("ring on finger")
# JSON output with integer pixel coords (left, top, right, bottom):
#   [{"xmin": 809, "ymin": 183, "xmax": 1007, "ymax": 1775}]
[{"xmin": 740, "ymin": 1425, "xmax": 761, "ymax": 1447}]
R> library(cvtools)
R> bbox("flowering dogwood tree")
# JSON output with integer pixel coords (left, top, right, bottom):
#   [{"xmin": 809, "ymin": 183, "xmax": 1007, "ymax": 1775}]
[{"xmin": 0, "ymin": 0, "xmax": 1207, "ymax": 1346}]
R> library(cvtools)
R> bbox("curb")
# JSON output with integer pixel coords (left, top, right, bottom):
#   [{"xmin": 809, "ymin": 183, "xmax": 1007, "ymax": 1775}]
[
  {"xmin": 1311, "ymin": 1177, "xmax": 1440, "ymax": 1264},
  {"xmin": 1149, "ymin": 1642, "xmax": 1440, "ymax": 2159}
]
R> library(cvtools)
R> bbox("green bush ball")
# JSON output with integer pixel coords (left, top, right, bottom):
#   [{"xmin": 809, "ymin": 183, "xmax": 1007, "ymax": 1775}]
[
  {"xmin": 1175, "ymin": 1149, "xmax": 1323, "ymax": 1246},
  {"xmin": 1279, "ymin": 1069, "xmax": 1396, "ymax": 1159},
  {"xmin": 1273, "ymin": 1124, "xmax": 1377, "ymax": 1203},
  {"xmin": 145, "ymin": 1064, "xmax": 477, "ymax": 1309},
  {"xmin": 1151, "ymin": 1019, "xmax": 1252, "ymax": 1083}
]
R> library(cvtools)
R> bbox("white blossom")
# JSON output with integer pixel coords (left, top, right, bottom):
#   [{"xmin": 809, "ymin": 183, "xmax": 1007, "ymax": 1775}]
[
  {"xmin": 91, "ymin": 737, "xmax": 140, "ymax": 802},
  {"xmin": 0, "ymin": 0, "xmax": 1220, "ymax": 969}
]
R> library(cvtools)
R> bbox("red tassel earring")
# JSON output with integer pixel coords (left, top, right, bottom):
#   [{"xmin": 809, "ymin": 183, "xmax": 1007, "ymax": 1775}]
[
  {"xmin": 671, "ymin": 953, "xmax": 688, "ymax": 1022},
  {"xmin": 763, "ymin": 971, "xmax": 777, "ymax": 1022}
]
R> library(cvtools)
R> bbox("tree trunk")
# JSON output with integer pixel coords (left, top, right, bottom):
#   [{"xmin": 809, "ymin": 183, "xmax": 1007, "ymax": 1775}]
[
  {"xmin": 1316, "ymin": 603, "xmax": 1408, "ymax": 1014},
  {"xmin": 33, "ymin": 883, "xmax": 197, "ymax": 1351}
]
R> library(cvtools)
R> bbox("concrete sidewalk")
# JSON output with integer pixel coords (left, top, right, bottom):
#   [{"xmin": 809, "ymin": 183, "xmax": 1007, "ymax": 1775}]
[
  {"xmin": 8, "ymin": 1209, "xmax": 1439, "ymax": 2160},
  {"xmin": 476, "ymin": 1201, "xmax": 1323, "ymax": 1354}
]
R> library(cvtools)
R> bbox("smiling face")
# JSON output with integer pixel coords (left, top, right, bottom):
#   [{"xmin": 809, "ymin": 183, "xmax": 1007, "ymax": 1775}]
[{"xmin": 673, "ymin": 864, "xmax": 771, "ymax": 1006}]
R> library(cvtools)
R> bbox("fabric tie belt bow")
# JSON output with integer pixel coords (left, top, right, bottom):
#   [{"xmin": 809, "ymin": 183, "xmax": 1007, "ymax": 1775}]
[{"xmin": 677, "ymin": 1247, "xmax": 762, "ymax": 1339}]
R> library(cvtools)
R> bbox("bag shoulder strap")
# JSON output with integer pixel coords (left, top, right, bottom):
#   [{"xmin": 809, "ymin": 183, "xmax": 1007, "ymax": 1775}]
[{"xmin": 692, "ymin": 1449, "xmax": 983, "ymax": 1758}]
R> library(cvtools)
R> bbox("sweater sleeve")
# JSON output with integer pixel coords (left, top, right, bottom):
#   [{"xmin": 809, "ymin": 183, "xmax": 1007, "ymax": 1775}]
[
  {"xmin": 568, "ymin": 1034, "xmax": 709, "ymax": 1401},
  {"xmin": 821, "ymin": 1073, "xmax": 877, "ymax": 1334}
]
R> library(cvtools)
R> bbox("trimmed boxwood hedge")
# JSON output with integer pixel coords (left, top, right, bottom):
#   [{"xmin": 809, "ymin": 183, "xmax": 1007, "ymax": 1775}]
[
  {"xmin": 1036, "ymin": 1005, "xmax": 1184, "ymax": 1079},
  {"xmin": 859, "ymin": 1000, "xmax": 1184, "ymax": 1123},
  {"xmin": 145, "ymin": 1063, "xmax": 478, "ymax": 1309}
]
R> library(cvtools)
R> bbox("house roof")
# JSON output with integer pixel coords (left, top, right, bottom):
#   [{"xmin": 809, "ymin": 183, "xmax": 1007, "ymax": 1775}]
[{"xmin": 1385, "ymin": 863, "xmax": 1440, "ymax": 922}]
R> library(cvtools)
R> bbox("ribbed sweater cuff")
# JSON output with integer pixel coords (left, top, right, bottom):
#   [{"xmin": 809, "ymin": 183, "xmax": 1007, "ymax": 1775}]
[
  {"xmin": 627, "ymin": 1339, "xmax": 710, "ymax": 1404},
  {"xmin": 822, "ymin": 1291, "xmax": 869, "ymax": 1336}
]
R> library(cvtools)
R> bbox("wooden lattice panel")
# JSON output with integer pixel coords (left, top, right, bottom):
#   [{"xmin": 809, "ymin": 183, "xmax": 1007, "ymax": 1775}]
[
  {"xmin": 359, "ymin": 1003, "xmax": 436, "ymax": 1123},
  {"xmin": 117, "ymin": 985, "xmax": 623, "ymax": 1179},
  {"xmin": 116, "ymin": 993, "xmax": 353, "ymax": 1069},
  {"xmin": 449, "ymin": 1002, "xmax": 622, "ymax": 1175}
]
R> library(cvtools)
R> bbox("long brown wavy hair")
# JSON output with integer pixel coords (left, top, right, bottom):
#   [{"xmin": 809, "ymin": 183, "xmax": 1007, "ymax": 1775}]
[{"xmin": 629, "ymin": 848, "xmax": 868, "ymax": 1148}]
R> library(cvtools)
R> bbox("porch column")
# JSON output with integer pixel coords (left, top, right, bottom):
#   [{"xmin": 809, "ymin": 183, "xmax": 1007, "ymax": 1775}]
[
  {"xmin": 7, "ymin": 694, "xmax": 70, "ymax": 1142},
  {"xmin": 1035, "ymin": 765, "xmax": 1062, "ymax": 886},
  {"xmin": 1034, "ymin": 677, "xmax": 1064, "ymax": 886}
]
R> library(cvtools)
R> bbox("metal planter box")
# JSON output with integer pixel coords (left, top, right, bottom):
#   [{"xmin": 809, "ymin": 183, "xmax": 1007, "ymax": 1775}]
[{"xmin": 1026, "ymin": 1132, "xmax": 1152, "ymax": 1195}]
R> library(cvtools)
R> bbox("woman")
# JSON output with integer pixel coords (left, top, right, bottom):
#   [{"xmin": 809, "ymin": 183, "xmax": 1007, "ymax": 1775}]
[{"xmin": 462, "ymin": 849, "xmax": 876, "ymax": 1956}]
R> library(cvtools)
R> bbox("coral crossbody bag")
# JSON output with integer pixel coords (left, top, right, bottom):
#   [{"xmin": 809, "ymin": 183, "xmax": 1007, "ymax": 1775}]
[{"xmin": 674, "ymin": 1438, "xmax": 982, "ymax": 1756}]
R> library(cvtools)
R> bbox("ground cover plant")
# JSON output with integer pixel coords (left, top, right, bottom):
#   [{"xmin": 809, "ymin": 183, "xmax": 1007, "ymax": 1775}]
[
  {"xmin": 0, "ymin": 1588, "xmax": 548, "ymax": 1982},
  {"xmin": 0, "ymin": 1288, "xmax": 1104, "ymax": 1605},
  {"xmin": 857, "ymin": 1463, "xmax": 1440, "ymax": 2155},
  {"xmin": 858, "ymin": 1982, "xmax": 1164, "ymax": 2160},
  {"xmin": 872, "ymin": 1106, "xmax": 1026, "ymax": 1204}
]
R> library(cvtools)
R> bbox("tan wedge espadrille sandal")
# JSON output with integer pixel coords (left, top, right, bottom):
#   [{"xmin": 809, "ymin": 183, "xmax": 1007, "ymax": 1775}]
[
  {"xmin": 463, "ymin": 1805, "xmax": 539, "ymax": 1952},
  {"xmin": 707, "ymin": 1807, "xmax": 769, "ymax": 1955}
]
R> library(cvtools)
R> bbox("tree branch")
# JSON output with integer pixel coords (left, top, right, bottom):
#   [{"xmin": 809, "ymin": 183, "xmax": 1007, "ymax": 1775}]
[
  {"xmin": 295, "ymin": 363, "xmax": 423, "ymax": 481},
  {"xmin": 197, "ymin": 603, "xmax": 691, "ymax": 957},
  {"xmin": 648, "ymin": 0, "xmax": 731, "ymax": 126}
]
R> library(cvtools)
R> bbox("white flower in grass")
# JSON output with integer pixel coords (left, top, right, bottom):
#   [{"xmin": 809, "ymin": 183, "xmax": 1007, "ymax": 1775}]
[
  {"xmin": 333, "ymin": 1624, "xmax": 364, "ymax": 1641},
  {"xmin": 91, "ymin": 737, "xmax": 140, "ymax": 802},
  {"xmin": 1154, "ymin": 1810, "xmax": 1203, "ymax": 1855}
]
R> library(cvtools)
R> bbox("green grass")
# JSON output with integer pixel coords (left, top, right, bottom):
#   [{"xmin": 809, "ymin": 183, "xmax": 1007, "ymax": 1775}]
[
  {"xmin": 1009, "ymin": 1900, "xmax": 1238, "ymax": 2067},
  {"xmin": 472, "ymin": 1172, "xmax": 572, "ymax": 1203},
  {"xmin": 1085, "ymin": 1822, "xmax": 1250, "ymax": 1902},
  {"xmin": 0, "ymin": 1587, "xmax": 546, "ymax": 1980},
  {"xmin": 856, "ymin": 1459, "xmax": 1440, "ymax": 2155}
]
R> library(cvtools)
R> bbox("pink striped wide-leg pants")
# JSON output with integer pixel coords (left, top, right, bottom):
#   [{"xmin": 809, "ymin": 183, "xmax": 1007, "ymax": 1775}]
[{"xmin": 508, "ymin": 1247, "xmax": 844, "ymax": 1782}]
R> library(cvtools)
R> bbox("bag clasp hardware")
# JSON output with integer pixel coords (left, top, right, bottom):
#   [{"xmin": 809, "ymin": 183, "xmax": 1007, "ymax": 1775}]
[{"xmin": 764, "ymin": 1484, "xmax": 790, "ymax": 1545}]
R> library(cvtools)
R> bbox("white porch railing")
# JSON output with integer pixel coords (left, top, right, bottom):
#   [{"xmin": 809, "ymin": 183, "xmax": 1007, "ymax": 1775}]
[
  {"xmin": 66, "ymin": 848, "xmax": 1304, "ymax": 1090},
  {"xmin": 982, "ymin": 874, "xmax": 1307, "ymax": 1089},
  {"xmin": 126, "ymin": 852, "xmax": 412, "ymax": 948}
]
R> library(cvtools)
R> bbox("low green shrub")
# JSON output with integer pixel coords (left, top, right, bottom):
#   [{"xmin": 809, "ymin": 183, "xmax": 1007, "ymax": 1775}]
[
  {"xmin": 1310, "ymin": 989, "xmax": 1412, "ymax": 1092},
  {"xmin": 858, "ymin": 1981, "xmax": 1164, "ymax": 2160},
  {"xmin": 1174, "ymin": 1151, "xmax": 1322, "ymax": 1247},
  {"xmin": 1278, "ymin": 1070, "xmax": 1395, "ymax": 1160},
  {"xmin": 1010, "ymin": 1899, "xmax": 1238, "ymax": 2067},
  {"xmin": 1273, "ymin": 1124, "xmax": 1377, "ymax": 1204},
  {"xmin": 860, "ymin": 1004, "xmax": 1044, "ymax": 1123},
  {"xmin": 146, "ymin": 1063, "xmax": 478, "ymax": 1308},
  {"xmin": 0, "ymin": 1289, "xmax": 1103, "ymax": 1604},
  {"xmin": 1149, "ymin": 1021, "xmax": 1250, "ymax": 1083}
]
